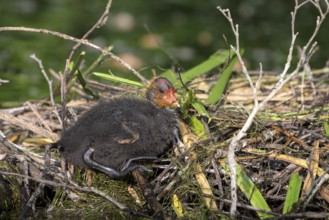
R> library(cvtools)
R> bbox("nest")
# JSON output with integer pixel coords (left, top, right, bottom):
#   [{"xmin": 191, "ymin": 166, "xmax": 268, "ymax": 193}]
[{"xmin": 1, "ymin": 70, "xmax": 329, "ymax": 219}]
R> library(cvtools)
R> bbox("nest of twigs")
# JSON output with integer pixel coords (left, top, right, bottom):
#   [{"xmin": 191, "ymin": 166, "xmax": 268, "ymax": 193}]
[{"xmin": 1, "ymin": 70, "xmax": 329, "ymax": 219}]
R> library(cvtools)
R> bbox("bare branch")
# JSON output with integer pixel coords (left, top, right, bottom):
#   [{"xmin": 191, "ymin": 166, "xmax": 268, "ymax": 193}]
[
  {"xmin": 0, "ymin": 26, "xmax": 148, "ymax": 85},
  {"xmin": 30, "ymin": 54, "xmax": 55, "ymax": 106},
  {"xmin": 63, "ymin": 0, "xmax": 113, "ymax": 86},
  {"xmin": 0, "ymin": 111, "xmax": 59, "ymax": 141},
  {"xmin": 218, "ymin": 6, "xmax": 256, "ymax": 104},
  {"xmin": 25, "ymin": 102, "xmax": 52, "ymax": 132},
  {"xmin": 255, "ymin": 63, "xmax": 263, "ymax": 93},
  {"xmin": 28, "ymin": 54, "xmax": 62, "ymax": 123}
]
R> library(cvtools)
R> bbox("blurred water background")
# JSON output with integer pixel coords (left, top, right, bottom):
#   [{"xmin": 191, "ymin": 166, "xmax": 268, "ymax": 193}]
[{"xmin": 0, "ymin": 0, "xmax": 328, "ymax": 105}]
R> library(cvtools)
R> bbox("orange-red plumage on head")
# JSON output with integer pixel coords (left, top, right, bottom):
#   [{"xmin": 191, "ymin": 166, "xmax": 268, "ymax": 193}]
[{"xmin": 146, "ymin": 77, "xmax": 179, "ymax": 108}]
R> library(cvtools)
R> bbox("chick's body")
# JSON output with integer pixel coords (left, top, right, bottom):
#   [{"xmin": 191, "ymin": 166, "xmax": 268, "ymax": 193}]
[{"xmin": 59, "ymin": 97, "xmax": 177, "ymax": 170}]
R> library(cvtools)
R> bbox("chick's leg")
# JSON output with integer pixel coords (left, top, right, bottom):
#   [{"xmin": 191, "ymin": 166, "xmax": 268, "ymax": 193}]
[
  {"xmin": 120, "ymin": 156, "xmax": 158, "ymax": 171},
  {"xmin": 83, "ymin": 148, "xmax": 157, "ymax": 178}
]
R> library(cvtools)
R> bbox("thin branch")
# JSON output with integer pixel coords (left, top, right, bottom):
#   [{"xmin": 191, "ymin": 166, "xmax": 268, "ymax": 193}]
[
  {"xmin": 30, "ymin": 54, "xmax": 55, "ymax": 106},
  {"xmin": 255, "ymin": 63, "xmax": 263, "ymax": 93},
  {"xmin": 143, "ymin": 24, "xmax": 179, "ymax": 65},
  {"xmin": 67, "ymin": 0, "xmax": 112, "ymax": 63},
  {"xmin": 30, "ymin": 54, "xmax": 62, "ymax": 127},
  {"xmin": 0, "ymin": 26, "xmax": 148, "ymax": 85},
  {"xmin": 61, "ymin": 60, "xmax": 69, "ymax": 131},
  {"xmin": 25, "ymin": 101, "xmax": 52, "ymax": 132},
  {"xmin": 218, "ymin": 8, "xmax": 255, "ymax": 96},
  {"xmin": 301, "ymin": 168, "xmax": 329, "ymax": 209},
  {"xmin": 0, "ymin": 111, "xmax": 59, "ymax": 141},
  {"xmin": 28, "ymin": 54, "xmax": 63, "ymax": 141}
]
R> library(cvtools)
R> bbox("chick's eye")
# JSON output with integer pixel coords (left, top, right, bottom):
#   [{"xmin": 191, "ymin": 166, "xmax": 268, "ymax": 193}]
[{"xmin": 157, "ymin": 85, "xmax": 166, "ymax": 93}]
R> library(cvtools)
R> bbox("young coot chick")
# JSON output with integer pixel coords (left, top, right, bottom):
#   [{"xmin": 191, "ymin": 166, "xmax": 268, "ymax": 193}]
[{"xmin": 59, "ymin": 77, "xmax": 179, "ymax": 178}]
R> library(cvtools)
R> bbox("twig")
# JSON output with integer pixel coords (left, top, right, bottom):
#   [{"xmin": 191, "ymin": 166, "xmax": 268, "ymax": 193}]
[
  {"xmin": 29, "ymin": 54, "xmax": 62, "ymax": 128},
  {"xmin": 61, "ymin": 61, "xmax": 69, "ymax": 131},
  {"xmin": 20, "ymin": 160, "xmax": 30, "ymax": 218},
  {"xmin": 143, "ymin": 23, "xmax": 179, "ymax": 65},
  {"xmin": 22, "ymin": 182, "xmax": 45, "ymax": 217},
  {"xmin": 132, "ymin": 169, "xmax": 166, "ymax": 219},
  {"xmin": 65, "ymin": 0, "xmax": 112, "ymax": 67},
  {"xmin": 301, "ymin": 168, "xmax": 329, "ymax": 209},
  {"xmin": 271, "ymin": 125, "xmax": 312, "ymax": 151},
  {"xmin": 211, "ymin": 195, "xmax": 278, "ymax": 216},
  {"xmin": 30, "ymin": 54, "xmax": 55, "ymax": 106},
  {"xmin": 211, "ymin": 158, "xmax": 224, "ymax": 210},
  {"xmin": 25, "ymin": 101, "xmax": 52, "ymax": 132},
  {"xmin": 30, "ymin": 54, "xmax": 62, "ymax": 128},
  {"xmin": 0, "ymin": 110, "xmax": 59, "ymax": 141},
  {"xmin": 0, "ymin": 26, "xmax": 148, "ymax": 85}
]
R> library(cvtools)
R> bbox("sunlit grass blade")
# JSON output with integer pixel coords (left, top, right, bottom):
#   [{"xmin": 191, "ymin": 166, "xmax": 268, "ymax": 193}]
[
  {"xmin": 23, "ymin": 137, "xmax": 54, "ymax": 145},
  {"xmin": 220, "ymin": 161, "xmax": 273, "ymax": 219},
  {"xmin": 283, "ymin": 173, "xmax": 302, "ymax": 214},
  {"xmin": 83, "ymin": 46, "xmax": 113, "ymax": 77},
  {"xmin": 68, "ymin": 51, "xmax": 86, "ymax": 82},
  {"xmin": 179, "ymin": 89, "xmax": 210, "ymax": 120},
  {"xmin": 323, "ymin": 121, "xmax": 329, "ymax": 137},
  {"xmin": 93, "ymin": 72, "xmax": 145, "ymax": 88},
  {"xmin": 181, "ymin": 50, "xmax": 231, "ymax": 84},
  {"xmin": 53, "ymin": 51, "xmax": 86, "ymax": 97},
  {"xmin": 206, "ymin": 56, "xmax": 238, "ymax": 105},
  {"xmin": 76, "ymin": 70, "xmax": 98, "ymax": 98},
  {"xmin": 179, "ymin": 90, "xmax": 209, "ymax": 139},
  {"xmin": 172, "ymin": 194, "xmax": 184, "ymax": 217},
  {"xmin": 161, "ymin": 49, "xmax": 231, "ymax": 88},
  {"xmin": 191, "ymin": 100, "xmax": 211, "ymax": 121},
  {"xmin": 189, "ymin": 116, "xmax": 206, "ymax": 139}
]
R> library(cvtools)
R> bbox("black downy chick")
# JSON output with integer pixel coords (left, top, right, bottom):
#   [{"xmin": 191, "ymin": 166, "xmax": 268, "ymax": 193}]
[{"xmin": 59, "ymin": 77, "xmax": 179, "ymax": 178}]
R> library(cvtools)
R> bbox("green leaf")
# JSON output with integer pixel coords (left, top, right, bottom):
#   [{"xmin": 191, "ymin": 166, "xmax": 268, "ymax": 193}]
[
  {"xmin": 161, "ymin": 49, "xmax": 231, "ymax": 88},
  {"xmin": 75, "ymin": 70, "xmax": 98, "ymax": 98},
  {"xmin": 93, "ymin": 72, "xmax": 145, "ymax": 88},
  {"xmin": 220, "ymin": 161, "xmax": 273, "ymax": 219},
  {"xmin": 52, "ymin": 51, "xmax": 86, "ymax": 98},
  {"xmin": 83, "ymin": 46, "xmax": 113, "ymax": 77},
  {"xmin": 189, "ymin": 116, "xmax": 206, "ymax": 139},
  {"xmin": 179, "ymin": 89, "xmax": 211, "ymax": 122},
  {"xmin": 181, "ymin": 50, "xmax": 230, "ymax": 84},
  {"xmin": 191, "ymin": 100, "xmax": 211, "ymax": 122},
  {"xmin": 179, "ymin": 90, "xmax": 194, "ymax": 119},
  {"xmin": 323, "ymin": 121, "xmax": 329, "ymax": 137},
  {"xmin": 206, "ymin": 55, "xmax": 238, "ymax": 105},
  {"xmin": 68, "ymin": 51, "xmax": 86, "ymax": 82},
  {"xmin": 283, "ymin": 173, "xmax": 302, "ymax": 214}
]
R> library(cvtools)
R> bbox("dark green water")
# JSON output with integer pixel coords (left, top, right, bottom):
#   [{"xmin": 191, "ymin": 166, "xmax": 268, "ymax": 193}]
[{"xmin": 0, "ymin": 0, "xmax": 328, "ymax": 104}]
